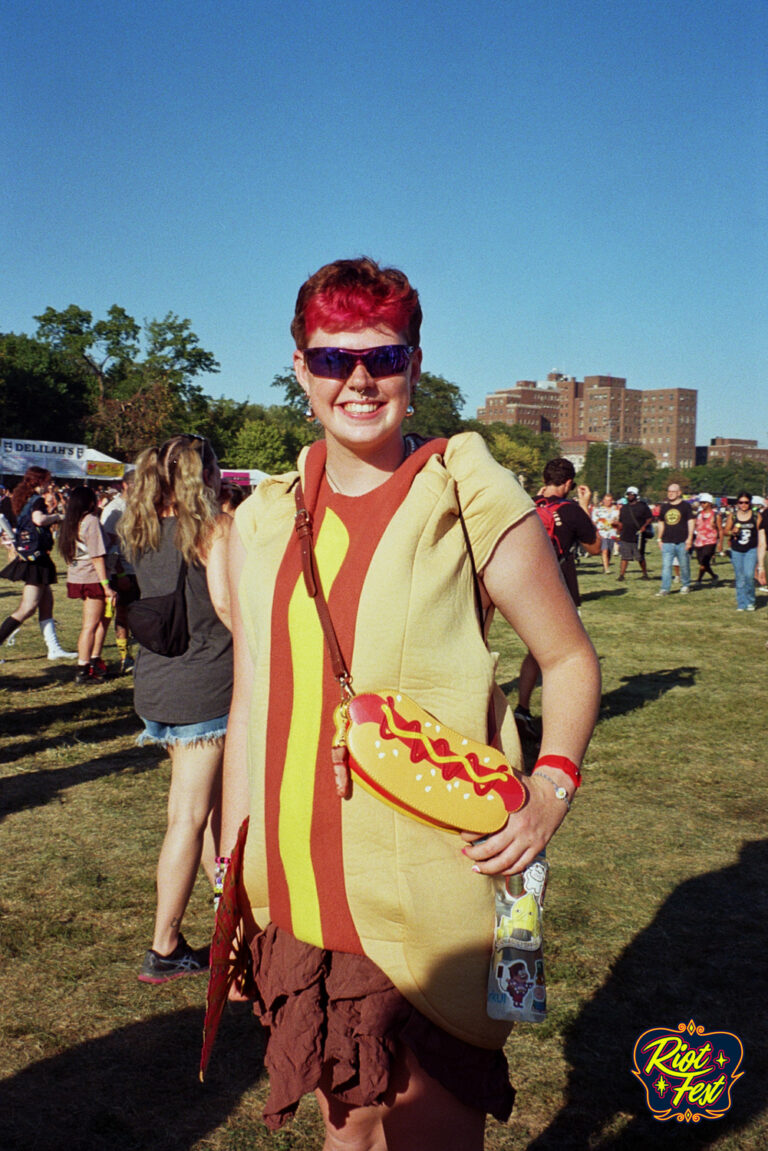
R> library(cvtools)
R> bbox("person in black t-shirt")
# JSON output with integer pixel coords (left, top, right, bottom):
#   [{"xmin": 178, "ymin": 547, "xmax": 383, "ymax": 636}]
[
  {"xmin": 656, "ymin": 482, "xmax": 694, "ymax": 596},
  {"xmin": 515, "ymin": 458, "xmax": 600, "ymax": 738}
]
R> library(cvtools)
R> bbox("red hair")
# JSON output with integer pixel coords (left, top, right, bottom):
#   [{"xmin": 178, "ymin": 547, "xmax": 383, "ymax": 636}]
[
  {"xmin": 291, "ymin": 257, "xmax": 422, "ymax": 348},
  {"xmin": 11, "ymin": 466, "xmax": 51, "ymax": 516}
]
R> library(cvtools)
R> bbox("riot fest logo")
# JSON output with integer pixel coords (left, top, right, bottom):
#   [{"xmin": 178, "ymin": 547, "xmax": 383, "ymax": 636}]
[{"xmin": 632, "ymin": 1020, "xmax": 743, "ymax": 1123}]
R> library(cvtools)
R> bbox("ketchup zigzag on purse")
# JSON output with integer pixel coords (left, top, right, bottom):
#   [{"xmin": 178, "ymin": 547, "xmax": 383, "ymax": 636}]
[{"xmin": 294, "ymin": 479, "xmax": 527, "ymax": 836}]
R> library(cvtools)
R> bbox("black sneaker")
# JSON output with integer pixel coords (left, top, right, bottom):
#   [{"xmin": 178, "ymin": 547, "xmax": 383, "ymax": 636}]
[
  {"xmin": 75, "ymin": 664, "xmax": 91, "ymax": 684},
  {"xmin": 138, "ymin": 934, "xmax": 210, "ymax": 984},
  {"xmin": 514, "ymin": 706, "xmax": 539, "ymax": 740}
]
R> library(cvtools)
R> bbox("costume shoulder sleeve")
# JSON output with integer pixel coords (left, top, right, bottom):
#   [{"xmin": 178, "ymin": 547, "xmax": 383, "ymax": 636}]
[
  {"xmin": 234, "ymin": 472, "xmax": 299, "ymax": 549},
  {"xmin": 443, "ymin": 432, "xmax": 535, "ymax": 570}
]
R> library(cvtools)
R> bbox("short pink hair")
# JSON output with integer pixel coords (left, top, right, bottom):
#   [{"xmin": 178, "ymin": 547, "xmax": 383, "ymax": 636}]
[{"xmin": 291, "ymin": 257, "xmax": 422, "ymax": 348}]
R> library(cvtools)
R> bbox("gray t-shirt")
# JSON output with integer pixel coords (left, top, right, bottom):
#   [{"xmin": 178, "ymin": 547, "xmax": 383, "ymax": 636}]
[
  {"xmin": 132, "ymin": 518, "xmax": 233, "ymax": 725},
  {"xmin": 67, "ymin": 514, "xmax": 107, "ymax": 584},
  {"xmin": 101, "ymin": 494, "xmax": 135, "ymax": 575}
]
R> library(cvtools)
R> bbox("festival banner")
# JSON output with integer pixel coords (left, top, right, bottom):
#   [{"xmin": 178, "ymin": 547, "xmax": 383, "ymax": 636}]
[
  {"xmin": 86, "ymin": 460, "xmax": 125, "ymax": 479},
  {"xmin": 1, "ymin": 437, "xmax": 88, "ymax": 479}
]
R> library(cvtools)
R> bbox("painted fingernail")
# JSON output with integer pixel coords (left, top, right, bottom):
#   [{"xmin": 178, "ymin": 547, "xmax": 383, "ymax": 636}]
[{"xmin": 471, "ymin": 865, "xmax": 481, "ymax": 873}]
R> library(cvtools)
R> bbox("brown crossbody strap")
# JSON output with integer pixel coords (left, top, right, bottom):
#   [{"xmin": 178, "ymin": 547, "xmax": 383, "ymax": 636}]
[{"xmin": 293, "ymin": 480, "xmax": 354, "ymax": 696}]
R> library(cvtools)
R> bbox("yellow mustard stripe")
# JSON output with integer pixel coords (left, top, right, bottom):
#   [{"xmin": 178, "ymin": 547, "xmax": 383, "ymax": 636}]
[{"xmin": 280, "ymin": 508, "xmax": 349, "ymax": 945}]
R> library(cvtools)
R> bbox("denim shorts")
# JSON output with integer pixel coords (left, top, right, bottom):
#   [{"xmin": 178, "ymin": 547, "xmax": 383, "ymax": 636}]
[{"xmin": 137, "ymin": 713, "xmax": 228, "ymax": 748}]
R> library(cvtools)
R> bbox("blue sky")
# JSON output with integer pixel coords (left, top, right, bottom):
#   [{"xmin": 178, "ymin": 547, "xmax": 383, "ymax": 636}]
[{"xmin": 3, "ymin": 0, "xmax": 766, "ymax": 448}]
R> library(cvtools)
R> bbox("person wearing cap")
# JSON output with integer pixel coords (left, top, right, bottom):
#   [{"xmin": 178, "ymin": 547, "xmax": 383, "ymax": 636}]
[
  {"xmin": 617, "ymin": 487, "xmax": 652, "ymax": 581},
  {"xmin": 693, "ymin": 494, "xmax": 723, "ymax": 584}
]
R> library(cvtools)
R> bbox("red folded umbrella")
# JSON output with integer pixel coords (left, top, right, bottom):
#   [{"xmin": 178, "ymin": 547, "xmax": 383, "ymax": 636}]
[{"xmin": 199, "ymin": 817, "xmax": 259, "ymax": 1081}]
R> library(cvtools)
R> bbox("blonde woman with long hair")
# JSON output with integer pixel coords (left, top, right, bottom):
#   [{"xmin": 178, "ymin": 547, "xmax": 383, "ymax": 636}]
[{"xmin": 120, "ymin": 434, "xmax": 233, "ymax": 982}]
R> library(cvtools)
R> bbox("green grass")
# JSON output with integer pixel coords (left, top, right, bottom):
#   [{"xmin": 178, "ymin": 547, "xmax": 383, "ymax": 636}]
[{"xmin": 1, "ymin": 555, "xmax": 767, "ymax": 1149}]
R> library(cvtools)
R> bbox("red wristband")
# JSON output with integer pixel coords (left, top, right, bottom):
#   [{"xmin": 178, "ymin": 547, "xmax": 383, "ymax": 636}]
[{"xmin": 533, "ymin": 754, "xmax": 582, "ymax": 789}]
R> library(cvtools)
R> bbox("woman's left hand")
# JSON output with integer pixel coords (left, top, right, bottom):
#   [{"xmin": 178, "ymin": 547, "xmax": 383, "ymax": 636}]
[{"xmin": 460, "ymin": 774, "xmax": 569, "ymax": 875}]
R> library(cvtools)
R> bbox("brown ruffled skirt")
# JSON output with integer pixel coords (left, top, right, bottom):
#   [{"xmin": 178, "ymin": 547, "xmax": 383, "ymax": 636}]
[{"xmin": 250, "ymin": 924, "xmax": 515, "ymax": 1130}]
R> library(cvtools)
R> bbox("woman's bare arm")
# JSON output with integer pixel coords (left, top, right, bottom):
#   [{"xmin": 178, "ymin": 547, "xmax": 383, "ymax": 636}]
[
  {"xmin": 205, "ymin": 513, "xmax": 233, "ymax": 630},
  {"xmin": 219, "ymin": 522, "xmax": 255, "ymax": 857}
]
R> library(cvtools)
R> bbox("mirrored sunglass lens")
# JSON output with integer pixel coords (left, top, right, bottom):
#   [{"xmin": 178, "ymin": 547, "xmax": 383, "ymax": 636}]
[
  {"xmin": 366, "ymin": 346, "xmax": 411, "ymax": 376},
  {"xmin": 303, "ymin": 348, "xmax": 347, "ymax": 377}
]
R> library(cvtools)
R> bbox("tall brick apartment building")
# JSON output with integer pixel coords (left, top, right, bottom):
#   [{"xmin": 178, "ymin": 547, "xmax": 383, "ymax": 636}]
[{"xmin": 477, "ymin": 373, "xmax": 697, "ymax": 469}]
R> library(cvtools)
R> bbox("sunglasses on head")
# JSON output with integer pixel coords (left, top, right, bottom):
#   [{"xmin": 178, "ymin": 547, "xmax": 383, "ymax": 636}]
[{"xmin": 302, "ymin": 345, "xmax": 415, "ymax": 380}]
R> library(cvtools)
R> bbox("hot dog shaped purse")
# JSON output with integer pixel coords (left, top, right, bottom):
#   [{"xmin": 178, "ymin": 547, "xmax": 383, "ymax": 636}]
[{"xmin": 333, "ymin": 691, "xmax": 527, "ymax": 834}]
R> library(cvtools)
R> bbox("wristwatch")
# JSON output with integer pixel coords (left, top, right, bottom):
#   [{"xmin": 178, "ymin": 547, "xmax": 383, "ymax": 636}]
[{"xmin": 533, "ymin": 770, "xmax": 571, "ymax": 811}]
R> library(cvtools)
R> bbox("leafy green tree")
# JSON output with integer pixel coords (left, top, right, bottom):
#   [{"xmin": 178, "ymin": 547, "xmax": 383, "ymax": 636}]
[
  {"xmin": 185, "ymin": 395, "xmax": 268, "ymax": 465},
  {"xmin": 230, "ymin": 419, "xmax": 298, "ymax": 473},
  {"xmin": 86, "ymin": 380, "xmax": 178, "ymax": 460},
  {"xmin": 581, "ymin": 442, "xmax": 657, "ymax": 497},
  {"xmin": 271, "ymin": 367, "xmax": 306, "ymax": 417},
  {"xmin": 483, "ymin": 432, "xmax": 541, "ymax": 490},
  {"xmin": 142, "ymin": 313, "xmax": 219, "ymax": 403},
  {"xmin": 0, "ymin": 332, "xmax": 91, "ymax": 441},
  {"xmin": 409, "ymin": 372, "xmax": 465, "ymax": 437},
  {"xmin": 33, "ymin": 305, "xmax": 220, "ymax": 457},
  {"xmin": 34, "ymin": 304, "xmax": 140, "ymax": 400},
  {"xmin": 684, "ymin": 460, "xmax": 768, "ymax": 499}
]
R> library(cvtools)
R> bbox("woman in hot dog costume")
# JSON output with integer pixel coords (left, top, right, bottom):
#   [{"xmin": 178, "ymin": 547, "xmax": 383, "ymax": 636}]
[{"xmin": 221, "ymin": 258, "xmax": 600, "ymax": 1147}]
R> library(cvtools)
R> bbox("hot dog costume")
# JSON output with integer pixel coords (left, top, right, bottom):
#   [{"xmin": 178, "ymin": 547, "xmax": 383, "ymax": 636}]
[{"xmin": 234, "ymin": 432, "xmax": 534, "ymax": 1049}]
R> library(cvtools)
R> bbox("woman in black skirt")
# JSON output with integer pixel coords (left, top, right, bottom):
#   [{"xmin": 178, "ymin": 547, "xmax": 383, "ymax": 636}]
[{"xmin": 0, "ymin": 466, "xmax": 75, "ymax": 659}]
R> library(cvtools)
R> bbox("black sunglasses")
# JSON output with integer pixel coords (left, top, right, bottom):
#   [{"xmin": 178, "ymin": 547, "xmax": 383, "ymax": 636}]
[{"xmin": 302, "ymin": 345, "xmax": 415, "ymax": 380}]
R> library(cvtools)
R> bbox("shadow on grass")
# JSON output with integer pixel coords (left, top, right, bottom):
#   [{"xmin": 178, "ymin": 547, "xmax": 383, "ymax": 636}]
[
  {"xmin": 599, "ymin": 666, "xmax": 697, "ymax": 720},
  {"xmin": 3, "ymin": 682, "xmax": 136, "ymax": 727},
  {"xmin": 0, "ymin": 744, "xmax": 164, "ymax": 821},
  {"xmin": 1, "ymin": 712, "xmax": 143, "ymax": 767},
  {"xmin": 0, "ymin": 664, "xmax": 78, "ymax": 689},
  {"xmin": 580, "ymin": 587, "xmax": 630, "ymax": 602},
  {"xmin": 528, "ymin": 838, "xmax": 768, "ymax": 1150},
  {"xmin": 0, "ymin": 1004, "xmax": 267, "ymax": 1151}
]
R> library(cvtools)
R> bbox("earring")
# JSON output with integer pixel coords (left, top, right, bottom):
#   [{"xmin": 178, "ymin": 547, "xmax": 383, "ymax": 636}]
[
  {"xmin": 305, "ymin": 404, "xmax": 316, "ymax": 423},
  {"xmin": 405, "ymin": 404, "xmax": 415, "ymax": 418}
]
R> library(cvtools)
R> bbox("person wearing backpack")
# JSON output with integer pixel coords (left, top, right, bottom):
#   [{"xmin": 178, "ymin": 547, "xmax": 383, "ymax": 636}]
[
  {"xmin": 514, "ymin": 458, "xmax": 600, "ymax": 739},
  {"xmin": 0, "ymin": 466, "xmax": 76, "ymax": 659}
]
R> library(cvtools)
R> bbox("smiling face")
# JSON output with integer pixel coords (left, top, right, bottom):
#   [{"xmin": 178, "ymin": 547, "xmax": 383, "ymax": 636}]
[{"xmin": 294, "ymin": 325, "xmax": 421, "ymax": 467}]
